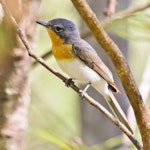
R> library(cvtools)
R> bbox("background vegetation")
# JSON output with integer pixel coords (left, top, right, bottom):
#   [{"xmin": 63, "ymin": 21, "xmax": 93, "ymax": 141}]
[
  {"xmin": 27, "ymin": 0, "xmax": 150, "ymax": 149},
  {"xmin": 0, "ymin": 0, "xmax": 150, "ymax": 149}
]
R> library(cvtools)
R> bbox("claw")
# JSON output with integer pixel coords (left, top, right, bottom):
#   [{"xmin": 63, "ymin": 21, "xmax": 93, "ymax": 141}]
[{"xmin": 65, "ymin": 78, "xmax": 74, "ymax": 87}]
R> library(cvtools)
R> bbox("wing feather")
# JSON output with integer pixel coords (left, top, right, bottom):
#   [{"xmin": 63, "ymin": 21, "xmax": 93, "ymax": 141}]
[{"xmin": 72, "ymin": 39, "xmax": 120, "ymax": 93}]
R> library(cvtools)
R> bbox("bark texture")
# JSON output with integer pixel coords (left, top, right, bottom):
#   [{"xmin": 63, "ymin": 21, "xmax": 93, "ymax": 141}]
[
  {"xmin": 0, "ymin": 0, "xmax": 39, "ymax": 149},
  {"xmin": 71, "ymin": 0, "xmax": 150, "ymax": 149}
]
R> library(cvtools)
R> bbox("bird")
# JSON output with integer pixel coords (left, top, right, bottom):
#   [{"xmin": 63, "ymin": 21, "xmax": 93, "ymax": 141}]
[{"xmin": 36, "ymin": 18, "xmax": 133, "ymax": 133}]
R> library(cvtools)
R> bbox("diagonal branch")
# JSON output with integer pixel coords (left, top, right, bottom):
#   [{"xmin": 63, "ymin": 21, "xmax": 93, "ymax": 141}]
[
  {"xmin": 71, "ymin": 0, "xmax": 150, "ymax": 149},
  {"xmin": 123, "ymin": 51, "xmax": 150, "ymax": 148},
  {"xmin": 34, "ymin": 1, "xmax": 150, "ymax": 65},
  {"xmin": 102, "ymin": 1, "xmax": 150, "ymax": 28},
  {"xmin": 82, "ymin": 1, "xmax": 150, "ymax": 39},
  {"xmin": 33, "ymin": 50, "xmax": 52, "ymax": 66},
  {"xmin": 0, "ymin": 0, "xmax": 142, "ymax": 149}
]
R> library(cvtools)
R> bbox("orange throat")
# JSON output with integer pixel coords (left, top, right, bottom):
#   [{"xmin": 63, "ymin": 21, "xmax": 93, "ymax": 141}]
[{"xmin": 47, "ymin": 29, "xmax": 75, "ymax": 60}]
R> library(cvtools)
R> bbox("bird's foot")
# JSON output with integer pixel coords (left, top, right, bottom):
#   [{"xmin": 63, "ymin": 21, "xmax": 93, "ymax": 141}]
[
  {"xmin": 79, "ymin": 82, "xmax": 91, "ymax": 99},
  {"xmin": 65, "ymin": 78, "xmax": 74, "ymax": 87}
]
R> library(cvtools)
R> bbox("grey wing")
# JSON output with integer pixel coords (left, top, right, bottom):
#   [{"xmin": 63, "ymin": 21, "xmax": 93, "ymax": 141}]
[{"xmin": 72, "ymin": 39, "xmax": 119, "ymax": 93}]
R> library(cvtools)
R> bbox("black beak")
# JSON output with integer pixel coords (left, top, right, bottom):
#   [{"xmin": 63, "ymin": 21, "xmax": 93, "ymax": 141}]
[{"xmin": 36, "ymin": 20, "xmax": 47, "ymax": 27}]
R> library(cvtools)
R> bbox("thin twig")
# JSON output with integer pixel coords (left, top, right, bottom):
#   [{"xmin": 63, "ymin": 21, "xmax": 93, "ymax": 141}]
[
  {"xmin": 72, "ymin": 0, "xmax": 150, "ymax": 149},
  {"xmin": 82, "ymin": 1, "xmax": 150, "ymax": 39},
  {"xmin": 1, "ymin": 0, "xmax": 142, "ymax": 149},
  {"xmin": 103, "ymin": 0, "xmax": 118, "ymax": 16},
  {"xmin": 102, "ymin": 1, "xmax": 150, "ymax": 28},
  {"xmin": 34, "ymin": 2, "xmax": 150, "ymax": 65},
  {"xmin": 33, "ymin": 50, "xmax": 52, "ymax": 66},
  {"xmin": 71, "ymin": 0, "xmax": 150, "ymax": 149}
]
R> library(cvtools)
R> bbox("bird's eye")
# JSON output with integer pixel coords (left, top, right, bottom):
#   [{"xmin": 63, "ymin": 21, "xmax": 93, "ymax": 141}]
[{"xmin": 54, "ymin": 26, "xmax": 63, "ymax": 33}]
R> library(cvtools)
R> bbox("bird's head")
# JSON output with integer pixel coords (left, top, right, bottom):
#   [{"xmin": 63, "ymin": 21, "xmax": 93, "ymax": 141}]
[{"xmin": 36, "ymin": 18, "xmax": 80, "ymax": 43}]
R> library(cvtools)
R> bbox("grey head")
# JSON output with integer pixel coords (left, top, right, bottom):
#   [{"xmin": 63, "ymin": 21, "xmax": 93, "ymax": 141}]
[{"xmin": 36, "ymin": 18, "xmax": 80, "ymax": 43}]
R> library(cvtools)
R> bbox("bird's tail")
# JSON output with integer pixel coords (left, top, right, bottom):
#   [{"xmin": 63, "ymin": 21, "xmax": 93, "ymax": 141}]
[{"xmin": 104, "ymin": 91, "xmax": 133, "ymax": 134}]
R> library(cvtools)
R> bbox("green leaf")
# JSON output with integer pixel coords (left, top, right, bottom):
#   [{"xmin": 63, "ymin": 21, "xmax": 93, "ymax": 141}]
[{"xmin": 37, "ymin": 130, "xmax": 72, "ymax": 150}]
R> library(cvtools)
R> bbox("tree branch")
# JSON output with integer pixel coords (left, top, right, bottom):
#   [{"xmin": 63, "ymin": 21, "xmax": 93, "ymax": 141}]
[
  {"xmin": 102, "ymin": 1, "xmax": 150, "ymax": 28},
  {"xmin": 123, "ymin": 51, "xmax": 150, "ymax": 148},
  {"xmin": 0, "ymin": 0, "xmax": 142, "ymax": 149},
  {"xmin": 33, "ymin": 50, "xmax": 52, "ymax": 66},
  {"xmin": 71, "ymin": 0, "xmax": 150, "ymax": 149},
  {"xmin": 82, "ymin": 1, "xmax": 150, "ymax": 39},
  {"xmin": 0, "ymin": 0, "xmax": 38, "ymax": 149},
  {"xmin": 35, "ymin": 1, "xmax": 150, "ymax": 65}
]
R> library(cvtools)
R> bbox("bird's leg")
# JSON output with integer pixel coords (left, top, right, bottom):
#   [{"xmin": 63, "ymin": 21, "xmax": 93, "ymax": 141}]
[
  {"xmin": 65, "ymin": 78, "xmax": 74, "ymax": 87},
  {"xmin": 79, "ymin": 82, "xmax": 91, "ymax": 98}
]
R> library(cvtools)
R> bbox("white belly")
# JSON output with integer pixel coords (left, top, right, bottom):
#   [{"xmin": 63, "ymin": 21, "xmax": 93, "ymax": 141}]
[
  {"xmin": 57, "ymin": 58, "xmax": 109, "ymax": 95},
  {"xmin": 57, "ymin": 58, "xmax": 100, "ymax": 83}
]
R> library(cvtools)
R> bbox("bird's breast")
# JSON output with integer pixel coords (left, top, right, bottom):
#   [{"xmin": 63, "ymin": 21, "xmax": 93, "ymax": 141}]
[
  {"xmin": 52, "ymin": 43, "xmax": 75, "ymax": 60},
  {"xmin": 47, "ymin": 29, "xmax": 75, "ymax": 60}
]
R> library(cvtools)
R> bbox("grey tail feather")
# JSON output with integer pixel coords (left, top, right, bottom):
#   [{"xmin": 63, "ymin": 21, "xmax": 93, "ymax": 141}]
[{"xmin": 104, "ymin": 91, "xmax": 133, "ymax": 134}]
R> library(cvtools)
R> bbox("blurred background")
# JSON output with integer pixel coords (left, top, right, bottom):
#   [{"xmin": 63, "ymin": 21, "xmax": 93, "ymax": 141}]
[{"xmin": 27, "ymin": 0, "xmax": 150, "ymax": 149}]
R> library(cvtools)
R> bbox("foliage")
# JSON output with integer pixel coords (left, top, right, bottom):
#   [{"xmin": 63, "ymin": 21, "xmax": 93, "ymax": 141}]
[{"xmin": 27, "ymin": 0, "xmax": 150, "ymax": 149}]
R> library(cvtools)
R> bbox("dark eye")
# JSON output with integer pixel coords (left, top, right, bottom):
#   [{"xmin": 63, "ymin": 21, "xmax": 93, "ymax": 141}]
[{"xmin": 54, "ymin": 26, "xmax": 63, "ymax": 33}]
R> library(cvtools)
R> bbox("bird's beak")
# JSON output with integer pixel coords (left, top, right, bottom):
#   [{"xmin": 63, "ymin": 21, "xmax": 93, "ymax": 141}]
[{"xmin": 36, "ymin": 20, "xmax": 47, "ymax": 27}]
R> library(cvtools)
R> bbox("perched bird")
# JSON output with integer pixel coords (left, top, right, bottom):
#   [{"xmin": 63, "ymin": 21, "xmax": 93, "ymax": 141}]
[{"xmin": 36, "ymin": 18, "xmax": 132, "ymax": 133}]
